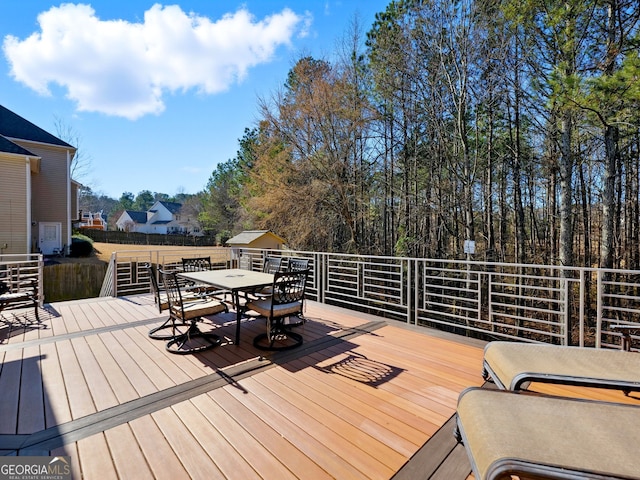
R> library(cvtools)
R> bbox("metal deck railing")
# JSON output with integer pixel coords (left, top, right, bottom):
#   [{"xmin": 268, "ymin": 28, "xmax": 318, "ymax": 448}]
[{"xmin": 95, "ymin": 247, "xmax": 640, "ymax": 349}]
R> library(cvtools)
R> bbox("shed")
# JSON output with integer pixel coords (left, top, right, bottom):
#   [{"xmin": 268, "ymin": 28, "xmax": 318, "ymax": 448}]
[{"xmin": 226, "ymin": 230, "xmax": 286, "ymax": 250}]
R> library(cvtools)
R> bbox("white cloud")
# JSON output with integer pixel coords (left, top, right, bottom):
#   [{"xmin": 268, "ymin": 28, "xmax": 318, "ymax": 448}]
[{"xmin": 3, "ymin": 3, "xmax": 309, "ymax": 119}]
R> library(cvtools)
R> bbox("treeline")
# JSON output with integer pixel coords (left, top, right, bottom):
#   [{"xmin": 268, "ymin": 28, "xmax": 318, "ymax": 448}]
[{"xmin": 201, "ymin": 0, "xmax": 640, "ymax": 267}]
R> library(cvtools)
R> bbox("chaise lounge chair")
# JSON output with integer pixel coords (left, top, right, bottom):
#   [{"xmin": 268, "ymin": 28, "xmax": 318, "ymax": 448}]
[
  {"xmin": 455, "ymin": 387, "xmax": 640, "ymax": 480},
  {"xmin": 483, "ymin": 326, "xmax": 640, "ymax": 395}
]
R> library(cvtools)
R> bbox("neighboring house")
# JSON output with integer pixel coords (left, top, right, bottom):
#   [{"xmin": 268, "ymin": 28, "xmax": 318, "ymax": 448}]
[
  {"xmin": 78, "ymin": 210, "xmax": 107, "ymax": 231},
  {"xmin": 226, "ymin": 230, "xmax": 286, "ymax": 250},
  {"xmin": 0, "ymin": 104, "xmax": 77, "ymax": 255},
  {"xmin": 115, "ymin": 200, "xmax": 202, "ymax": 235}
]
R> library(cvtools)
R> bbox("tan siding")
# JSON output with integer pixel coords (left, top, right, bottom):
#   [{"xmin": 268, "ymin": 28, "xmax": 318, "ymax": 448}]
[
  {"xmin": 0, "ymin": 156, "xmax": 28, "ymax": 253},
  {"xmin": 250, "ymin": 237, "xmax": 283, "ymax": 249},
  {"xmin": 15, "ymin": 142, "xmax": 73, "ymax": 247}
]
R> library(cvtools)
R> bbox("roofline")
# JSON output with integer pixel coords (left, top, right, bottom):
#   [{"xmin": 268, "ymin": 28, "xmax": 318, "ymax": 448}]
[
  {"xmin": 0, "ymin": 150, "xmax": 41, "ymax": 161},
  {"xmin": 4, "ymin": 136, "xmax": 77, "ymax": 153}
]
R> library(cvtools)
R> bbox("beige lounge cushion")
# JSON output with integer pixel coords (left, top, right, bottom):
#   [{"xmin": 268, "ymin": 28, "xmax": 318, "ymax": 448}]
[
  {"xmin": 484, "ymin": 341, "xmax": 640, "ymax": 390},
  {"xmin": 457, "ymin": 388, "xmax": 640, "ymax": 480}
]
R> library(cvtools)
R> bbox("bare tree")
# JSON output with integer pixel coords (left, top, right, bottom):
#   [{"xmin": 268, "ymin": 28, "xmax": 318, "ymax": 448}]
[{"xmin": 53, "ymin": 115, "xmax": 93, "ymax": 185}]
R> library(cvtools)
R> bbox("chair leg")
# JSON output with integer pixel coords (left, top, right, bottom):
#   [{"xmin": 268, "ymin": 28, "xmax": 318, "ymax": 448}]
[
  {"xmin": 148, "ymin": 316, "xmax": 187, "ymax": 340},
  {"xmin": 166, "ymin": 318, "xmax": 221, "ymax": 354},
  {"xmin": 253, "ymin": 319, "xmax": 303, "ymax": 351}
]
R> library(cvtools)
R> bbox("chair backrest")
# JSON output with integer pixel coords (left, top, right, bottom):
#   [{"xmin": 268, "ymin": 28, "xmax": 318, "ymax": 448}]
[
  {"xmin": 271, "ymin": 269, "xmax": 309, "ymax": 308},
  {"xmin": 182, "ymin": 257, "xmax": 212, "ymax": 272},
  {"xmin": 145, "ymin": 263, "xmax": 164, "ymax": 313},
  {"xmin": 159, "ymin": 268, "xmax": 184, "ymax": 317},
  {"xmin": 239, "ymin": 255, "xmax": 252, "ymax": 270},
  {"xmin": 263, "ymin": 256, "xmax": 282, "ymax": 274},
  {"xmin": 287, "ymin": 258, "xmax": 309, "ymax": 272}
]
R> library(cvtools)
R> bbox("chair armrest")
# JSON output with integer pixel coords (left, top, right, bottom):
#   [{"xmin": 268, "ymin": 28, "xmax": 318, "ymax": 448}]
[{"xmin": 611, "ymin": 325, "xmax": 640, "ymax": 352}]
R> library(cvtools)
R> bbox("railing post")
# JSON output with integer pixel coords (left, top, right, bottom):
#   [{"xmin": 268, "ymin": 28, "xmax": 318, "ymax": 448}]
[
  {"xmin": 563, "ymin": 275, "xmax": 570, "ymax": 346},
  {"xmin": 579, "ymin": 269, "xmax": 585, "ymax": 347},
  {"xmin": 413, "ymin": 258, "xmax": 418, "ymax": 325},
  {"xmin": 317, "ymin": 252, "xmax": 324, "ymax": 304},
  {"xmin": 37, "ymin": 254, "xmax": 44, "ymax": 306},
  {"xmin": 406, "ymin": 258, "xmax": 412, "ymax": 325},
  {"xmin": 112, "ymin": 252, "xmax": 118, "ymax": 298},
  {"xmin": 596, "ymin": 270, "xmax": 603, "ymax": 348}
]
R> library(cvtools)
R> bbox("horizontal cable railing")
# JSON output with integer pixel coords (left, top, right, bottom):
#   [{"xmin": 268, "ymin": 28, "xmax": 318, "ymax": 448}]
[{"xmin": 99, "ymin": 247, "xmax": 640, "ymax": 349}]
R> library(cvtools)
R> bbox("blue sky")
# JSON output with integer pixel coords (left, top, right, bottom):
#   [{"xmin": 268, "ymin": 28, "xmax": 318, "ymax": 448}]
[{"xmin": 0, "ymin": 1, "xmax": 389, "ymax": 199}]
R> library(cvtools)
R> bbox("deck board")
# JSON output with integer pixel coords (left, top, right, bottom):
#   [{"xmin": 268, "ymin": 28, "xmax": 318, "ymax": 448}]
[
  {"xmin": 0, "ymin": 348, "xmax": 21, "ymax": 434},
  {"xmin": 104, "ymin": 423, "xmax": 155, "ymax": 479},
  {"xmin": 18, "ymin": 345, "xmax": 45, "ymax": 434},
  {"xmin": 128, "ymin": 415, "xmax": 191, "ymax": 478}
]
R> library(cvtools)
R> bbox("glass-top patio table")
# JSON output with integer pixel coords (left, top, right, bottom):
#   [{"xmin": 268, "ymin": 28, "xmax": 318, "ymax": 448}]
[{"xmin": 177, "ymin": 268, "xmax": 274, "ymax": 345}]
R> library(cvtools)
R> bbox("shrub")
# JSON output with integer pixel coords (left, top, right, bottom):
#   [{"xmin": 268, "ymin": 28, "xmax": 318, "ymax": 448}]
[{"xmin": 70, "ymin": 234, "xmax": 94, "ymax": 257}]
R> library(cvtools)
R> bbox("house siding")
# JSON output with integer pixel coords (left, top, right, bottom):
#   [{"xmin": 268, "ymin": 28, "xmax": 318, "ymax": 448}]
[
  {"xmin": 15, "ymin": 142, "xmax": 73, "ymax": 251},
  {"xmin": 0, "ymin": 155, "xmax": 28, "ymax": 253}
]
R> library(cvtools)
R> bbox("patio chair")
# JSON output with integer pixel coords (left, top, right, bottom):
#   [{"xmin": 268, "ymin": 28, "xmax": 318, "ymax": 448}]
[
  {"xmin": 454, "ymin": 387, "xmax": 640, "ymax": 480},
  {"xmin": 244, "ymin": 256, "xmax": 282, "ymax": 302},
  {"xmin": 263, "ymin": 256, "xmax": 282, "ymax": 274},
  {"xmin": 0, "ymin": 278, "xmax": 39, "ymax": 321},
  {"xmin": 482, "ymin": 326, "xmax": 640, "ymax": 395},
  {"xmin": 146, "ymin": 263, "xmax": 197, "ymax": 340},
  {"xmin": 247, "ymin": 269, "xmax": 309, "ymax": 351},
  {"xmin": 182, "ymin": 256, "xmax": 227, "ymax": 300},
  {"xmin": 181, "ymin": 256, "xmax": 210, "ymax": 271},
  {"xmin": 280, "ymin": 257, "xmax": 310, "ymax": 326},
  {"xmin": 286, "ymin": 257, "xmax": 309, "ymax": 272},
  {"xmin": 159, "ymin": 268, "xmax": 228, "ymax": 354},
  {"xmin": 239, "ymin": 255, "xmax": 252, "ymax": 270}
]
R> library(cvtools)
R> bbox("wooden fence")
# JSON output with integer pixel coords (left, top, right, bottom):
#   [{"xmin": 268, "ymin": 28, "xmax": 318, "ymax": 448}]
[
  {"xmin": 80, "ymin": 230, "xmax": 217, "ymax": 247},
  {"xmin": 43, "ymin": 263, "xmax": 108, "ymax": 302}
]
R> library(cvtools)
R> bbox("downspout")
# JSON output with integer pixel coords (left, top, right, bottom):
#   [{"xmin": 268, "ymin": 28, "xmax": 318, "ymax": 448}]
[
  {"xmin": 26, "ymin": 156, "xmax": 32, "ymax": 253},
  {"xmin": 66, "ymin": 150, "xmax": 72, "ymax": 249}
]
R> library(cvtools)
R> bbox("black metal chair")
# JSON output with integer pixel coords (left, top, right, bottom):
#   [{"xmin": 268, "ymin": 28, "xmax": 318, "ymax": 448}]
[
  {"xmin": 247, "ymin": 269, "xmax": 309, "ymax": 351},
  {"xmin": 287, "ymin": 257, "xmax": 309, "ymax": 272},
  {"xmin": 181, "ymin": 256, "xmax": 227, "ymax": 300},
  {"xmin": 245, "ymin": 257, "xmax": 282, "ymax": 302},
  {"xmin": 0, "ymin": 278, "xmax": 39, "ymax": 321},
  {"xmin": 239, "ymin": 255, "xmax": 252, "ymax": 270},
  {"xmin": 182, "ymin": 257, "xmax": 212, "ymax": 272},
  {"xmin": 263, "ymin": 256, "xmax": 282, "ymax": 274},
  {"xmin": 160, "ymin": 268, "xmax": 228, "ymax": 354},
  {"xmin": 146, "ymin": 263, "xmax": 190, "ymax": 340}
]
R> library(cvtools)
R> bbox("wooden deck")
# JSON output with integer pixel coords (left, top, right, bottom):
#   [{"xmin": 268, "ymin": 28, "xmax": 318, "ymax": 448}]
[{"xmin": 1, "ymin": 296, "xmax": 637, "ymax": 479}]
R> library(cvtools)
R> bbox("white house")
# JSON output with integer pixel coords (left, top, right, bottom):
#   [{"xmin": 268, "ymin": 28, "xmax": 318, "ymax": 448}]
[{"xmin": 115, "ymin": 201, "xmax": 202, "ymax": 235}]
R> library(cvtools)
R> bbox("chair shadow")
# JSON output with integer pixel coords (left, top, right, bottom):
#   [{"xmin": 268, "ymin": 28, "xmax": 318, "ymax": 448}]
[
  {"xmin": 0, "ymin": 305, "xmax": 60, "ymax": 344},
  {"xmin": 313, "ymin": 352, "xmax": 404, "ymax": 387}
]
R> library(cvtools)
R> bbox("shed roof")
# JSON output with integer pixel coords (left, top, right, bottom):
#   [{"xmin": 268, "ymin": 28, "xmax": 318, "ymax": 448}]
[
  {"xmin": 0, "ymin": 104, "xmax": 74, "ymax": 149},
  {"xmin": 226, "ymin": 230, "xmax": 286, "ymax": 245}
]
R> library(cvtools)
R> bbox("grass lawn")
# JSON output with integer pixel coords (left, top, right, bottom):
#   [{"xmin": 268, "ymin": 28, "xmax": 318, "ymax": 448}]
[{"xmin": 51, "ymin": 242, "xmax": 212, "ymax": 265}]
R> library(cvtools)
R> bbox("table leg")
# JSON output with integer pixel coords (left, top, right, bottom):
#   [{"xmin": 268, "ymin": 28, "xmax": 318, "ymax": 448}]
[{"xmin": 234, "ymin": 290, "xmax": 241, "ymax": 345}]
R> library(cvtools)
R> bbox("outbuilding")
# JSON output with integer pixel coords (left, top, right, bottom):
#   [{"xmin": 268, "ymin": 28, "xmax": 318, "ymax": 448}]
[{"xmin": 226, "ymin": 230, "xmax": 286, "ymax": 250}]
